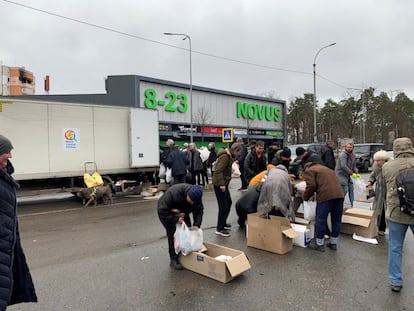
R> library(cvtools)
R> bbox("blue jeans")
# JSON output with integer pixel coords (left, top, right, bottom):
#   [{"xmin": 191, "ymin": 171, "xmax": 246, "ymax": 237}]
[
  {"xmin": 341, "ymin": 181, "xmax": 354, "ymax": 207},
  {"xmin": 388, "ymin": 221, "xmax": 414, "ymax": 286},
  {"xmin": 315, "ymin": 198, "xmax": 344, "ymax": 246}
]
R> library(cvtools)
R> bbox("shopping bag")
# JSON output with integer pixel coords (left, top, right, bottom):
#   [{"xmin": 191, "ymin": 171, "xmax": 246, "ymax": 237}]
[
  {"xmin": 232, "ymin": 162, "xmax": 241, "ymax": 178},
  {"xmin": 303, "ymin": 200, "xmax": 316, "ymax": 221},
  {"xmin": 352, "ymin": 175, "xmax": 366, "ymax": 200},
  {"xmin": 174, "ymin": 223, "xmax": 203, "ymax": 256},
  {"xmin": 166, "ymin": 168, "xmax": 172, "ymax": 183},
  {"xmin": 158, "ymin": 163, "xmax": 167, "ymax": 179}
]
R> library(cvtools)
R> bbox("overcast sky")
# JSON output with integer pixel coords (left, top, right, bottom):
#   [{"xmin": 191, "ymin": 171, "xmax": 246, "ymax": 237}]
[{"xmin": 1, "ymin": 0, "xmax": 413, "ymax": 105}]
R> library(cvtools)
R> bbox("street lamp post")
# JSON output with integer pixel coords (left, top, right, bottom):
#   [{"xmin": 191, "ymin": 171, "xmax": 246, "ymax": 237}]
[
  {"xmin": 164, "ymin": 32, "xmax": 193, "ymax": 143},
  {"xmin": 313, "ymin": 42, "xmax": 336, "ymax": 143}
]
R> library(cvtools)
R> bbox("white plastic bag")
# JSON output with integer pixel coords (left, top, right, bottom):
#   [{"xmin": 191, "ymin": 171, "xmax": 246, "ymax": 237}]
[
  {"xmin": 158, "ymin": 163, "xmax": 166, "ymax": 179},
  {"xmin": 352, "ymin": 175, "xmax": 366, "ymax": 200},
  {"xmin": 232, "ymin": 162, "xmax": 241, "ymax": 178},
  {"xmin": 199, "ymin": 147, "xmax": 210, "ymax": 162},
  {"xmin": 165, "ymin": 168, "xmax": 172, "ymax": 183},
  {"xmin": 174, "ymin": 223, "xmax": 203, "ymax": 256},
  {"xmin": 303, "ymin": 200, "xmax": 316, "ymax": 221},
  {"xmin": 295, "ymin": 181, "xmax": 307, "ymax": 197}
]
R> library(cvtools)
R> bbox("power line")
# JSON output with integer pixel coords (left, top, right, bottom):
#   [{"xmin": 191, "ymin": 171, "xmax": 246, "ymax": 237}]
[{"xmin": 2, "ymin": 0, "xmax": 353, "ymax": 90}]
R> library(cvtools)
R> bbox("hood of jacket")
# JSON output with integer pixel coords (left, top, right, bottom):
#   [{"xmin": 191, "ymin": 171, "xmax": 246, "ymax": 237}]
[{"xmin": 393, "ymin": 137, "xmax": 414, "ymax": 158}]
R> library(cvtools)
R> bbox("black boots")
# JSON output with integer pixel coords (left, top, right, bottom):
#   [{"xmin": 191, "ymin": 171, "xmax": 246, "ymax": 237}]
[{"xmin": 170, "ymin": 258, "xmax": 183, "ymax": 270}]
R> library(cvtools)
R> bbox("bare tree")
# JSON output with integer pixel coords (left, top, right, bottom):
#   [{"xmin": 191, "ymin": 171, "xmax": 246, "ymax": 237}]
[{"xmin": 193, "ymin": 105, "xmax": 212, "ymax": 143}]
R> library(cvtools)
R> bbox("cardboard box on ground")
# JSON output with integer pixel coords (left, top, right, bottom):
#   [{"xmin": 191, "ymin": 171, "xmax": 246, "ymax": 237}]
[
  {"xmin": 341, "ymin": 207, "xmax": 378, "ymax": 238},
  {"xmin": 246, "ymin": 213, "xmax": 298, "ymax": 254},
  {"xmin": 290, "ymin": 223, "xmax": 311, "ymax": 248},
  {"xmin": 179, "ymin": 242, "xmax": 251, "ymax": 283}
]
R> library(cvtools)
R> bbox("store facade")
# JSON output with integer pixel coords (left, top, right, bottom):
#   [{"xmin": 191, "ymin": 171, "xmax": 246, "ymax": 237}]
[{"xmin": 11, "ymin": 75, "xmax": 287, "ymax": 148}]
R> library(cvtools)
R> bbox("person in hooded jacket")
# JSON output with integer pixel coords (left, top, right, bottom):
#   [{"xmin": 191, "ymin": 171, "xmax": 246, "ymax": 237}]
[
  {"xmin": 0, "ymin": 135, "xmax": 37, "ymax": 310},
  {"xmin": 382, "ymin": 137, "xmax": 414, "ymax": 293},
  {"xmin": 157, "ymin": 184, "xmax": 204, "ymax": 270}
]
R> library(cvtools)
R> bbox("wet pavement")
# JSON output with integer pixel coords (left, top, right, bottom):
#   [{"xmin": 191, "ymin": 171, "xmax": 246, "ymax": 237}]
[{"xmin": 9, "ymin": 176, "xmax": 414, "ymax": 311}]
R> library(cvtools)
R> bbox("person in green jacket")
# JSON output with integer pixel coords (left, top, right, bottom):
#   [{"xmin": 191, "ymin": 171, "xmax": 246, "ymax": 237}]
[{"xmin": 212, "ymin": 143, "xmax": 242, "ymax": 237}]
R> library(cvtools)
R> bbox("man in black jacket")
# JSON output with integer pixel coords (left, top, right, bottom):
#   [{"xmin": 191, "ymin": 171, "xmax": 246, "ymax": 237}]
[
  {"xmin": 244, "ymin": 140, "xmax": 267, "ymax": 183},
  {"xmin": 165, "ymin": 145, "xmax": 189, "ymax": 184},
  {"xmin": 321, "ymin": 141, "xmax": 336, "ymax": 170},
  {"xmin": 157, "ymin": 184, "xmax": 204, "ymax": 270}
]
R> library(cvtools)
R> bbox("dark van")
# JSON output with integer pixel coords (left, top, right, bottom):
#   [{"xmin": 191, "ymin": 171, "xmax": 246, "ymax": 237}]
[{"xmin": 353, "ymin": 143, "xmax": 385, "ymax": 172}]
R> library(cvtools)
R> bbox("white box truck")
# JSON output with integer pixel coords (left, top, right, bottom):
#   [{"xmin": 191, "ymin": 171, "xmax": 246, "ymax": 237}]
[{"xmin": 0, "ymin": 99, "xmax": 160, "ymax": 190}]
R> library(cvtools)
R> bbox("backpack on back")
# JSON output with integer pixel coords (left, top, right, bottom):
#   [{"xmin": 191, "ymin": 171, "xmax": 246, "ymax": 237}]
[{"xmin": 396, "ymin": 166, "xmax": 414, "ymax": 216}]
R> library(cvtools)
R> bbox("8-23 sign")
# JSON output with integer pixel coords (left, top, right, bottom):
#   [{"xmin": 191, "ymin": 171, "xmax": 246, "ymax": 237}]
[{"xmin": 144, "ymin": 88, "xmax": 188, "ymax": 113}]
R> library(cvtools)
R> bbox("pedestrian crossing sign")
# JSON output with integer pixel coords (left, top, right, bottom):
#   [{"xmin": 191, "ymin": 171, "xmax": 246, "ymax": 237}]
[{"xmin": 222, "ymin": 128, "xmax": 234, "ymax": 143}]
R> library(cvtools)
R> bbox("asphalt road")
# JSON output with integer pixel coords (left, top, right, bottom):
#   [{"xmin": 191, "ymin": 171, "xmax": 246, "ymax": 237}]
[{"xmin": 8, "ymin": 176, "xmax": 414, "ymax": 311}]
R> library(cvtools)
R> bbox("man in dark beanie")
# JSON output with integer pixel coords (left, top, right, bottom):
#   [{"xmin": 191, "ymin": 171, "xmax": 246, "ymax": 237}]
[
  {"xmin": 157, "ymin": 184, "xmax": 204, "ymax": 270},
  {"xmin": 0, "ymin": 134, "xmax": 37, "ymax": 309},
  {"xmin": 296, "ymin": 146, "xmax": 324, "ymax": 166}
]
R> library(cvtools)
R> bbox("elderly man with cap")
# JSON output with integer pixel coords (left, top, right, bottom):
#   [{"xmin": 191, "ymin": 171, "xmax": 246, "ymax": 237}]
[
  {"xmin": 157, "ymin": 183, "xmax": 204, "ymax": 270},
  {"xmin": 382, "ymin": 137, "xmax": 414, "ymax": 293},
  {"xmin": 0, "ymin": 135, "xmax": 37, "ymax": 309}
]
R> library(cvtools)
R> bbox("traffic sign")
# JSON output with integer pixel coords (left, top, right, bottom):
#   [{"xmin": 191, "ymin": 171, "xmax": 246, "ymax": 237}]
[{"xmin": 222, "ymin": 128, "xmax": 234, "ymax": 143}]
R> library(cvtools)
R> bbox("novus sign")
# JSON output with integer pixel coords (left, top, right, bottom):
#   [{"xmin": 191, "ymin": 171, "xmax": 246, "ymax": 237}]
[{"xmin": 236, "ymin": 101, "xmax": 282, "ymax": 123}]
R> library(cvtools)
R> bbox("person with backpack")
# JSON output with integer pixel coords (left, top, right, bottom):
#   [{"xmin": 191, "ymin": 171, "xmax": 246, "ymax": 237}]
[{"xmin": 382, "ymin": 137, "xmax": 414, "ymax": 293}]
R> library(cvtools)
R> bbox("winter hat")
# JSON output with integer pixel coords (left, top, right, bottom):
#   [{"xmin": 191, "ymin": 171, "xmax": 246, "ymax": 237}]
[
  {"xmin": 0, "ymin": 135, "xmax": 13, "ymax": 155},
  {"xmin": 373, "ymin": 150, "xmax": 390, "ymax": 161},
  {"xmin": 188, "ymin": 185, "xmax": 203, "ymax": 203},
  {"xmin": 393, "ymin": 137, "xmax": 414, "ymax": 157},
  {"xmin": 295, "ymin": 147, "xmax": 306, "ymax": 157},
  {"xmin": 281, "ymin": 147, "xmax": 291, "ymax": 158}
]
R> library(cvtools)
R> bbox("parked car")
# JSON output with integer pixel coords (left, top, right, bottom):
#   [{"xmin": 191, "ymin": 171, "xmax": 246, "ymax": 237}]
[
  {"xmin": 353, "ymin": 143, "xmax": 386, "ymax": 172},
  {"xmin": 287, "ymin": 143, "xmax": 329, "ymax": 178}
]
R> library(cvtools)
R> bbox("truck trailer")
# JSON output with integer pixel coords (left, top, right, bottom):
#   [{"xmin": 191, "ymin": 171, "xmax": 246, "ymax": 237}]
[{"xmin": 0, "ymin": 98, "xmax": 160, "ymax": 190}]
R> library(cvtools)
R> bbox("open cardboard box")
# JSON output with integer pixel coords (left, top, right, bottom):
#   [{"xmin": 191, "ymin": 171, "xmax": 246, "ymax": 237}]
[
  {"xmin": 247, "ymin": 213, "xmax": 298, "ymax": 254},
  {"xmin": 341, "ymin": 207, "xmax": 378, "ymax": 238},
  {"xmin": 179, "ymin": 242, "xmax": 251, "ymax": 283}
]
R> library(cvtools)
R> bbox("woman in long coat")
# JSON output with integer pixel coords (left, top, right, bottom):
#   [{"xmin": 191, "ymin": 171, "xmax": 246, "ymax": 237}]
[
  {"xmin": 367, "ymin": 150, "xmax": 391, "ymax": 235},
  {"xmin": 0, "ymin": 135, "xmax": 37, "ymax": 310}
]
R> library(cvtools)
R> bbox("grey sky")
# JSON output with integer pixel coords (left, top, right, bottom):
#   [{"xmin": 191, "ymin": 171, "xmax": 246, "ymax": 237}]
[{"xmin": 1, "ymin": 0, "xmax": 413, "ymax": 105}]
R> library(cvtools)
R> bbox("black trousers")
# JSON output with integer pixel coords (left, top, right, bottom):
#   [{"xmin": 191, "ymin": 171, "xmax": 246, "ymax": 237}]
[
  {"xmin": 239, "ymin": 164, "xmax": 248, "ymax": 189},
  {"xmin": 158, "ymin": 213, "xmax": 191, "ymax": 259},
  {"xmin": 378, "ymin": 207, "xmax": 386, "ymax": 232},
  {"xmin": 214, "ymin": 185, "xmax": 232, "ymax": 231}
]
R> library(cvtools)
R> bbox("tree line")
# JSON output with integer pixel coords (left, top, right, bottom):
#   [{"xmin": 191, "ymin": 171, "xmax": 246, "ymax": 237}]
[{"xmin": 286, "ymin": 88, "xmax": 414, "ymax": 149}]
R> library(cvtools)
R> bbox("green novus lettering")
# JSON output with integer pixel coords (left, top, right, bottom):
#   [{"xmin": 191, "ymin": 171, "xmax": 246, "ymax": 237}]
[{"xmin": 236, "ymin": 102, "xmax": 281, "ymax": 122}]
